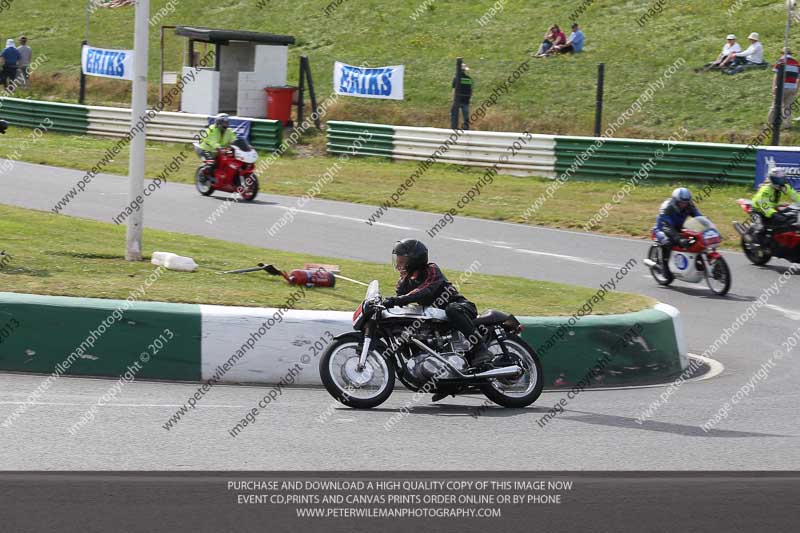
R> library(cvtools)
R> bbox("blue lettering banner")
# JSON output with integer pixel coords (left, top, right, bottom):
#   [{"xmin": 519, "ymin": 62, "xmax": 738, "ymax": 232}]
[
  {"xmin": 333, "ymin": 62, "xmax": 404, "ymax": 100},
  {"xmin": 755, "ymin": 148, "xmax": 800, "ymax": 191},
  {"xmin": 206, "ymin": 117, "xmax": 252, "ymax": 141},
  {"xmin": 81, "ymin": 45, "xmax": 134, "ymax": 81}
]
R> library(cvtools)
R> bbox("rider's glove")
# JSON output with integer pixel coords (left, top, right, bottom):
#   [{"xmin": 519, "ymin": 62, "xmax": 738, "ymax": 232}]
[
  {"xmin": 678, "ymin": 238, "xmax": 691, "ymax": 249},
  {"xmin": 382, "ymin": 297, "xmax": 399, "ymax": 308}
]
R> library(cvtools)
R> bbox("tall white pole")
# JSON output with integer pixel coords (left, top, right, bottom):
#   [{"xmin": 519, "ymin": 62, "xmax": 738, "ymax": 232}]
[{"xmin": 126, "ymin": 0, "xmax": 149, "ymax": 261}]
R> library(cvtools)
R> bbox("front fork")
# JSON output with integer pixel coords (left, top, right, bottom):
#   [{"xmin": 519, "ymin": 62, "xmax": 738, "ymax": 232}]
[{"xmin": 357, "ymin": 323, "xmax": 375, "ymax": 371}]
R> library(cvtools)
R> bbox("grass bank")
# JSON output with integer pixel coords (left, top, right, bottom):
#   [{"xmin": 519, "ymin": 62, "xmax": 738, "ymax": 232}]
[
  {"xmin": 0, "ymin": 204, "xmax": 653, "ymax": 315},
  {"xmin": 3, "ymin": 0, "xmax": 800, "ymax": 143}
]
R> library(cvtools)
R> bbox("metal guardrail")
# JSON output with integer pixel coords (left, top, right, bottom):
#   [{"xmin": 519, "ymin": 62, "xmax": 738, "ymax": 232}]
[
  {"xmin": 0, "ymin": 97, "xmax": 282, "ymax": 151},
  {"xmin": 554, "ymin": 136, "xmax": 756, "ymax": 184},
  {"xmin": 327, "ymin": 121, "xmax": 557, "ymax": 177},
  {"xmin": 327, "ymin": 120, "xmax": 767, "ymax": 183}
]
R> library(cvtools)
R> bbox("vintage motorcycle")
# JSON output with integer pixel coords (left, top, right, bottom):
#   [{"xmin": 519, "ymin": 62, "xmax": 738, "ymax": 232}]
[
  {"xmin": 193, "ymin": 138, "xmax": 259, "ymax": 201},
  {"xmin": 643, "ymin": 216, "xmax": 731, "ymax": 295},
  {"xmin": 319, "ymin": 280, "xmax": 544, "ymax": 409},
  {"xmin": 734, "ymin": 199, "xmax": 800, "ymax": 265}
]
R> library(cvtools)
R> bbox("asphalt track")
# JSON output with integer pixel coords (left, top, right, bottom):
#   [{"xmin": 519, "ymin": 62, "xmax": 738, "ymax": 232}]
[{"xmin": 1, "ymin": 160, "xmax": 799, "ymax": 470}]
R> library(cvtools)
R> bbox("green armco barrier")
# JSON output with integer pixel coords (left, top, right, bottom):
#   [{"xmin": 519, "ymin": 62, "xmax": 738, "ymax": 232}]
[
  {"xmin": 327, "ymin": 121, "xmax": 395, "ymax": 157},
  {"xmin": 0, "ymin": 97, "xmax": 282, "ymax": 150},
  {"xmin": 249, "ymin": 119, "xmax": 283, "ymax": 152},
  {"xmin": 519, "ymin": 307, "xmax": 683, "ymax": 388},
  {"xmin": 554, "ymin": 136, "xmax": 756, "ymax": 184},
  {"xmin": 0, "ymin": 97, "xmax": 90, "ymax": 134},
  {"xmin": 325, "ymin": 120, "xmax": 761, "ymax": 186},
  {"xmin": 0, "ymin": 292, "xmax": 201, "ymax": 381}
]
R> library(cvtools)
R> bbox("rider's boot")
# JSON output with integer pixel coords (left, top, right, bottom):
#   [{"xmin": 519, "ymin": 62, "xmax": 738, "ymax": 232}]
[
  {"xmin": 659, "ymin": 245, "xmax": 672, "ymax": 273},
  {"xmin": 467, "ymin": 340, "xmax": 494, "ymax": 369}
]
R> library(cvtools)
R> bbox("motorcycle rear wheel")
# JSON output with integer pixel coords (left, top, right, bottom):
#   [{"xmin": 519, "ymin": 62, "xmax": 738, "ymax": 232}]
[
  {"xmin": 319, "ymin": 335, "xmax": 395, "ymax": 409},
  {"xmin": 195, "ymin": 167, "xmax": 214, "ymax": 196},
  {"xmin": 479, "ymin": 335, "xmax": 543, "ymax": 408},
  {"xmin": 647, "ymin": 244, "xmax": 673, "ymax": 285}
]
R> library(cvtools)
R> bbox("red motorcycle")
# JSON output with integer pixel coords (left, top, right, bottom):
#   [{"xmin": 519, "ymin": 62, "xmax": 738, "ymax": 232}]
[
  {"xmin": 193, "ymin": 138, "xmax": 259, "ymax": 201},
  {"xmin": 734, "ymin": 199, "xmax": 800, "ymax": 265}
]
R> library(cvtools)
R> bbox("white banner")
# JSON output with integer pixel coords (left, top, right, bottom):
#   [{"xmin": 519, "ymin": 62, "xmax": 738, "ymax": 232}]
[
  {"xmin": 81, "ymin": 45, "xmax": 135, "ymax": 81},
  {"xmin": 333, "ymin": 62, "xmax": 404, "ymax": 100}
]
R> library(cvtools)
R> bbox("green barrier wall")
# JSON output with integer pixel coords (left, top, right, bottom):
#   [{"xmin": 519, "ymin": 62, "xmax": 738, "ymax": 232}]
[
  {"xmin": 327, "ymin": 121, "xmax": 395, "ymax": 157},
  {"xmin": 0, "ymin": 98, "xmax": 89, "ymax": 134},
  {"xmin": 325, "ymin": 120, "xmax": 759, "ymax": 185},
  {"xmin": 554, "ymin": 137, "xmax": 756, "ymax": 184},
  {"xmin": 0, "ymin": 293, "xmax": 683, "ymax": 388},
  {"xmin": 0, "ymin": 293, "xmax": 202, "ymax": 381},
  {"xmin": 249, "ymin": 119, "xmax": 283, "ymax": 152},
  {"xmin": 519, "ymin": 308, "xmax": 682, "ymax": 387},
  {"xmin": 0, "ymin": 97, "xmax": 282, "ymax": 150}
]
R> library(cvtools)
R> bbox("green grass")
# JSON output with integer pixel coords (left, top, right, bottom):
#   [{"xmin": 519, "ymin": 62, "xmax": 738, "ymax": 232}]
[
  {"xmin": 5, "ymin": 0, "xmax": 800, "ymax": 143},
  {"xmin": 0, "ymin": 204, "xmax": 653, "ymax": 315},
  {"xmin": 0, "ymin": 127, "xmax": 755, "ymax": 247}
]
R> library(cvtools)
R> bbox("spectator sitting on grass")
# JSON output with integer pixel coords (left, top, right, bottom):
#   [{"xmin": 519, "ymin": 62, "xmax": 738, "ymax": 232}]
[
  {"xmin": 535, "ymin": 25, "xmax": 566, "ymax": 57},
  {"xmin": 719, "ymin": 32, "xmax": 763, "ymax": 68},
  {"xmin": 548, "ymin": 23, "xmax": 585, "ymax": 55},
  {"xmin": 704, "ymin": 34, "xmax": 741, "ymax": 70}
]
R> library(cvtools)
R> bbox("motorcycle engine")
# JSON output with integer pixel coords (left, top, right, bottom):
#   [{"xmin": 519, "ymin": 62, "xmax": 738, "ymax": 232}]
[{"xmin": 407, "ymin": 352, "xmax": 466, "ymax": 381}]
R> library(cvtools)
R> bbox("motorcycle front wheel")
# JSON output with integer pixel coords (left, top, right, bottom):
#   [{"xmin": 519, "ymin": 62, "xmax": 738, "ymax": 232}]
[
  {"xmin": 741, "ymin": 228, "xmax": 772, "ymax": 265},
  {"xmin": 479, "ymin": 335, "xmax": 543, "ymax": 408},
  {"xmin": 705, "ymin": 255, "xmax": 731, "ymax": 296},
  {"xmin": 647, "ymin": 244, "xmax": 673, "ymax": 285},
  {"xmin": 319, "ymin": 334, "xmax": 395, "ymax": 409},
  {"xmin": 195, "ymin": 167, "xmax": 214, "ymax": 196},
  {"xmin": 239, "ymin": 174, "xmax": 259, "ymax": 202}
]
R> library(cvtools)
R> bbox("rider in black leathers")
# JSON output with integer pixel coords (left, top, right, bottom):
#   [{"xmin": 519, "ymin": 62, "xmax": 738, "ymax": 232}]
[{"xmin": 383, "ymin": 239, "xmax": 494, "ymax": 369}]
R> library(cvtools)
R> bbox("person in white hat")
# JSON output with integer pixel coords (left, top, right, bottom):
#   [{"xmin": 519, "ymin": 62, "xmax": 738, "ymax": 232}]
[
  {"xmin": 706, "ymin": 34, "xmax": 741, "ymax": 70},
  {"xmin": 720, "ymin": 32, "xmax": 763, "ymax": 68},
  {"xmin": 0, "ymin": 38, "xmax": 21, "ymax": 91}
]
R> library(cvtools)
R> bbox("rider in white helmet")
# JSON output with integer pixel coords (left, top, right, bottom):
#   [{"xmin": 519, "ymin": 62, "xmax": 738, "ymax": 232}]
[{"xmin": 195, "ymin": 113, "xmax": 236, "ymax": 177}]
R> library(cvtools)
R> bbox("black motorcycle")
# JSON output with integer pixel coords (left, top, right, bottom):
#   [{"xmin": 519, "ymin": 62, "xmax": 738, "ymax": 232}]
[{"xmin": 319, "ymin": 280, "xmax": 544, "ymax": 409}]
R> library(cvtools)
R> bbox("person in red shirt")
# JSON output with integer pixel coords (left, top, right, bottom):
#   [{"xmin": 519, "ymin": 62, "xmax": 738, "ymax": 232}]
[
  {"xmin": 769, "ymin": 48, "xmax": 800, "ymax": 129},
  {"xmin": 535, "ymin": 25, "xmax": 566, "ymax": 57}
]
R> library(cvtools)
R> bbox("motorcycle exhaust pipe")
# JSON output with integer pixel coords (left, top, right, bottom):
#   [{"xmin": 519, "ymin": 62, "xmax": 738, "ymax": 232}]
[
  {"xmin": 732, "ymin": 221, "xmax": 748, "ymax": 237},
  {"xmin": 471, "ymin": 365, "xmax": 523, "ymax": 379}
]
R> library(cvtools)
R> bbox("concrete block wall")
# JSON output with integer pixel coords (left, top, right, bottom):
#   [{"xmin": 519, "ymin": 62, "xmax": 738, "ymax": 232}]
[
  {"xmin": 237, "ymin": 72, "xmax": 267, "ymax": 118},
  {"xmin": 236, "ymin": 45, "xmax": 289, "ymax": 118}
]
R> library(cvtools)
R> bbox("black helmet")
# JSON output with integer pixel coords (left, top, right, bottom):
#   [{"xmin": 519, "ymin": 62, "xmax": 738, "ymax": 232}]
[
  {"xmin": 0, "ymin": 120, "xmax": 7, "ymax": 134},
  {"xmin": 392, "ymin": 239, "xmax": 428, "ymax": 273}
]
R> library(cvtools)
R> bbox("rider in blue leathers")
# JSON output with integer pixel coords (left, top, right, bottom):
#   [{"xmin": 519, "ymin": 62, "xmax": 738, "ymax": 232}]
[{"xmin": 653, "ymin": 188, "xmax": 703, "ymax": 270}]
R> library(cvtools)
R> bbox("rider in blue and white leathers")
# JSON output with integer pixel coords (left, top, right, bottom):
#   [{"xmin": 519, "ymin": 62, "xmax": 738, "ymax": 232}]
[{"xmin": 653, "ymin": 187, "xmax": 703, "ymax": 270}]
